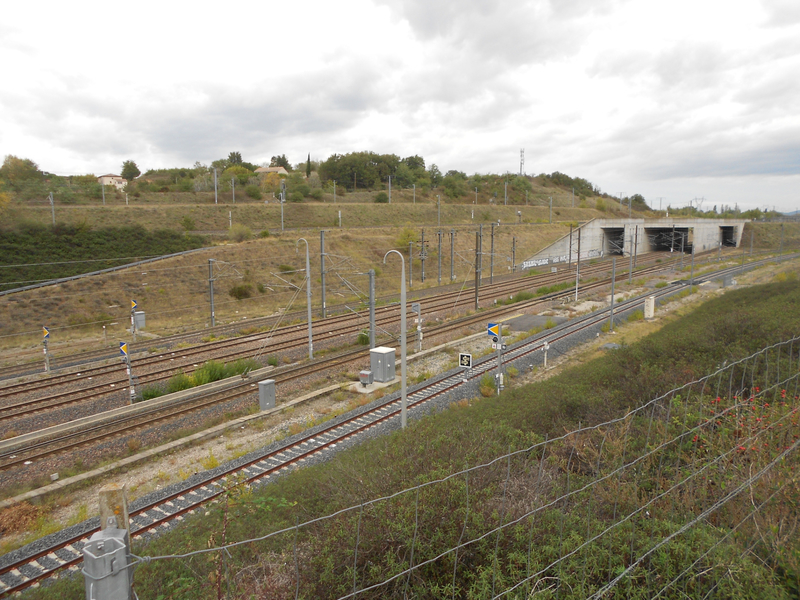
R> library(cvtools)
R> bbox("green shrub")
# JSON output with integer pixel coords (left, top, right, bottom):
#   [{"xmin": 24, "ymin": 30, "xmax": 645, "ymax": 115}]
[
  {"xmin": 655, "ymin": 281, "xmax": 668, "ymax": 288},
  {"xmin": 596, "ymin": 198, "xmax": 607, "ymax": 211},
  {"xmin": 267, "ymin": 355, "xmax": 279, "ymax": 367},
  {"xmin": 479, "ymin": 373, "xmax": 496, "ymax": 397},
  {"xmin": 180, "ymin": 216, "xmax": 196, "ymax": 231},
  {"xmin": 627, "ymin": 309, "xmax": 644, "ymax": 322},
  {"xmin": 357, "ymin": 330, "xmax": 370, "ymax": 345},
  {"xmin": 139, "ymin": 385, "xmax": 164, "ymax": 402},
  {"xmin": 289, "ymin": 191, "xmax": 304, "ymax": 203},
  {"xmin": 294, "ymin": 184, "xmax": 311, "ymax": 197},
  {"xmin": 310, "ymin": 188, "xmax": 324, "ymax": 200},
  {"xmin": 245, "ymin": 185, "xmax": 262, "ymax": 199},
  {"xmin": 259, "ymin": 229, "xmax": 270, "ymax": 238},
  {"xmin": 229, "ymin": 283, "xmax": 253, "ymax": 300},
  {"xmin": 193, "ymin": 360, "xmax": 228, "ymax": 386},
  {"xmin": 228, "ymin": 223, "xmax": 252, "ymax": 242},
  {"xmin": 166, "ymin": 371, "xmax": 193, "ymax": 394},
  {"xmin": 225, "ymin": 358, "xmax": 260, "ymax": 376},
  {"xmin": 544, "ymin": 318, "xmax": 557, "ymax": 329},
  {"xmin": 375, "ymin": 192, "xmax": 389, "ymax": 203},
  {"xmin": 278, "ymin": 264, "xmax": 293, "ymax": 273}
]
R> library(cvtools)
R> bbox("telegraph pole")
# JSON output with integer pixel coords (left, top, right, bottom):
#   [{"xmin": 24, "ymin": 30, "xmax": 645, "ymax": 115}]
[
  {"xmin": 474, "ymin": 231, "xmax": 481, "ymax": 310},
  {"xmin": 409, "ymin": 241, "xmax": 414, "ymax": 286},
  {"xmin": 437, "ymin": 230, "xmax": 442, "ymax": 285},
  {"xmin": 320, "ymin": 231, "xmax": 327, "ymax": 318},
  {"xmin": 369, "ymin": 269, "xmax": 376, "ymax": 348},
  {"xmin": 490, "ymin": 222, "xmax": 496, "ymax": 284},
  {"xmin": 512, "ymin": 237, "xmax": 516, "ymax": 272},
  {"xmin": 208, "ymin": 259, "xmax": 216, "ymax": 327},
  {"xmin": 420, "ymin": 229, "xmax": 426, "ymax": 282},
  {"xmin": 575, "ymin": 228, "xmax": 581, "ymax": 302},
  {"xmin": 450, "ymin": 229, "xmax": 456, "ymax": 281}
]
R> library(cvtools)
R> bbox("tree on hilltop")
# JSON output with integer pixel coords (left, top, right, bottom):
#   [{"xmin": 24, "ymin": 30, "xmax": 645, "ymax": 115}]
[
  {"xmin": 270, "ymin": 155, "xmax": 292, "ymax": 171},
  {"xmin": 121, "ymin": 160, "xmax": 141, "ymax": 181},
  {"xmin": 228, "ymin": 151, "xmax": 242, "ymax": 165},
  {"xmin": 0, "ymin": 155, "xmax": 42, "ymax": 189}
]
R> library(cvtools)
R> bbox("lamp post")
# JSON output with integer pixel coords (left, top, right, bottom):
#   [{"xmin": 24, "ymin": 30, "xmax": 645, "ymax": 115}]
[
  {"xmin": 383, "ymin": 250, "xmax": 408, "ymax": 429},
  {"xmin": 297, "ymin": 238, "xmax": 313, "ymax": 360}
]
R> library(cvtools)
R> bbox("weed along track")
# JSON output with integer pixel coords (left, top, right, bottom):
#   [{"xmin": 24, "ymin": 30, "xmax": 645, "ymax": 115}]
[
  {"xmin": 0, "ymin": 250, "xmax": 732, "ymax": 441},
  {"xmin": 0, "ymin": 254, "xmax": 782, "ymax": 596}
]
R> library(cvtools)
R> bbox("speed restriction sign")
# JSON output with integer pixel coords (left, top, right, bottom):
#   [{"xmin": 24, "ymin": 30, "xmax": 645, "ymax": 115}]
[{"xmin": 459, "ymin": 353, "xmax": 472, "ymax": 368}]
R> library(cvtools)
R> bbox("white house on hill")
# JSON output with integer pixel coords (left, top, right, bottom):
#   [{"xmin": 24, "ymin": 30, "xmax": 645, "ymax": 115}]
[{"xmin": 97, "ymin": 174, "xmax": 127, "ymax": 190}]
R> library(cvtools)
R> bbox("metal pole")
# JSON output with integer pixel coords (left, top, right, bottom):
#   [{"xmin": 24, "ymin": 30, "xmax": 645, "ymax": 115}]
[
  {"xmin": 490, "ymin": 222, "xmax": 495, "ymax": 284},
  {"xmin": 512, "ymin": 237, "xmax": 516, "ymax": 272},
  {"xmin": 49, "ymin": 192, "xmax": 55, "ymax": 225},
  {"xmin": 208, "ymin": 259, "xmax": 215, "ymax": 327},
  {"xmin": 437, "ymin": 230, "xmax": 442, "ymax": 285},
  {"xmin": 409, "ymin": 242, "xmax": 413, "ymax": 286},
  {"xmin": 680, "ymin": 231, "xmax": 685, "ymax": 270},
  {"xmin": 43, "ymin": 338, "xmax": 50, "ymax": 373},
  {"xmin": 125, "ymin": 352, "xmax": 135, "ymax": 403},
  {"xmin": 475, "ymin": 187, "xmax": 478, "ymax": 204},
  {"xmin": 320, "ymin": 231, "xmax": 327, "ymax": 318},
  {"xmin": 297, "ymin": 239, "xmax": 313, "ymax": 360},
  {"xmin": 474, "ymin": 231, "xmax": 480, "ymax": 310},
  {"xmin": 609, "ymin": 257, "xmax": 616, "ymax": 331},
  {"xmin": 130, "ymin": 303, "xmax": 136, "ymax": 344},
  {"xmin": 690, "ymin": 244, "xmax": 695, "ymax": 289},
  {"xmin": 420, "ymin": 229, "xmax": 426, "ymax": 283},
  {"xmin": 214, "ymin": 168, "xmax": 218, "ymax": 204},
  {"xmin": 568, "ymin": 225, "xmax": 573, "ymax": 269},
  {"xmin": 383, "ymin": 251, "xmax": 407, "ymax": 429},
  {"xmin": 450, "ymin": 229, "xmax": 455, "ymax": 281},
  {"xmin": 280, "ymin": 191, "xmax": 285, "ymax": 231},
  {"xmin": 628, "ymin": 229, "xmax": 634, "ymax": 285},
  {"xmin": 496, "ymin": 326, "xmax": 504, "ymax": 394},
  {"xmin": 575, "ymin": 228, "xmax": 581, "ymax": 302},
  {"xmin": 633, "ymin": 225, "xmax": 638, "ymax": 269},
  {"xmin": 368, "ymin": 269, "xmax": 376, "ymax": 348},
  {"xmin": 478, "ymin": 224, "xmax": 483, "ymax": 283},
  {"xmin": 437, "ymin": 195, "xmax": 441, "ymax": 227}
]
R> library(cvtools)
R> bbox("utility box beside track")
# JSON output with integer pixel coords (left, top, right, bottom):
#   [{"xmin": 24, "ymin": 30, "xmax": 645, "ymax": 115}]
[
  {"xmin": 259, "ymin": 379, "xmax": 276, "ymax": 411},
  {"xmin": 370, "ymin": 347, "xmax": 395, "ymax": 383}
]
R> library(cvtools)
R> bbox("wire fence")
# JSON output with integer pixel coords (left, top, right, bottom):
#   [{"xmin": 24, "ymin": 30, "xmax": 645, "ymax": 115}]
[{"xmin": 119, "ymin": 337, "xmax": 800, "ymax": 599}]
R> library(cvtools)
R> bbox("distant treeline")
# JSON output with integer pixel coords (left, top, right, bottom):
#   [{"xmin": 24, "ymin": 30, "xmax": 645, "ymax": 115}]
[{"xmin": 0, "ymin": 224, "xmax": 207, "ymax": 292}]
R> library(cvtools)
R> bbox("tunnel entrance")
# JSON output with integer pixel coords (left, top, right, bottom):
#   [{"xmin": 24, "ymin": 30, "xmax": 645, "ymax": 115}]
[
  {"xmin": 720, "ymin": 226, "xmax": 737, "ymax": 247},
  {"xmin": 603, "ymin": 228, "xmax": 625, "ymax": 255},
  {"xmin": 643, "ymin": 227, "xmax": 692, "ymax": 253}
]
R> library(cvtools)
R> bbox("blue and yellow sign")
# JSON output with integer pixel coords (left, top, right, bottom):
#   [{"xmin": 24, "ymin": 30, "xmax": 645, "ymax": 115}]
[
  {"xmin": 119, "ymin": 342, "xmax": 128, "ymax": 357},
  {"xmin": 131, "ymin": 299, "xmax": 138, "ymax": 310},
  {"xmin": 487, "ymin": 323, "xmax": 500, "ymax": 337},
  {"xmin": 43, "ymin": 326, "xmax": 50, "ymax": 339}
]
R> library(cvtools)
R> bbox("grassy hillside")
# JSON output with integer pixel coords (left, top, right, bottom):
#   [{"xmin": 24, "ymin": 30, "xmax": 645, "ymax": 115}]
[
  {"xmin": 0, "ymin": 224, "xmax": 207, "ymax": 292},
  {"xmin": 20, "ymin": 271, "xmax": 800, "ymax": 599}
]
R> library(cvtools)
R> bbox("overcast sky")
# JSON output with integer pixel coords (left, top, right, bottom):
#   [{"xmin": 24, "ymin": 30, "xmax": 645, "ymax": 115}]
[{"xmin": 2, "ymin": 0, "xmax": 799, "ymax": 211}]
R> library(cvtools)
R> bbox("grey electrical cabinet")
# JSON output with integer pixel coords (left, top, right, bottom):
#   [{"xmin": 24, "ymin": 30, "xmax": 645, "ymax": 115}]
[
  {"xmin": 134, "ymin": 311, "xmax": 146, "ymax": 330},
  {"xmin": 370, "ymin": 347, "xmax": 395, "ymax": 383},
  {"xmin": 259, "ymin": 379, "xmax": 276, "ymax": 411}
]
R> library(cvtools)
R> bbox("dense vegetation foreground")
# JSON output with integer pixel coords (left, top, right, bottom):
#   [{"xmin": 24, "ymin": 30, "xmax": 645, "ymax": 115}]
[{"xmin": 25, "ymin": 277, "xmax": 800, "ymax": 599}]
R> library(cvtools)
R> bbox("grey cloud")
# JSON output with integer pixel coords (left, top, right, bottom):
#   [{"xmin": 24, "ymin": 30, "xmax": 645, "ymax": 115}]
[
  {"xmin": 762, "ymin": 0, "xmax": 800, "ymax": 27},
  {"xmin": 376, "ymin": 0, "xmax": 612, "ymax": 65}
]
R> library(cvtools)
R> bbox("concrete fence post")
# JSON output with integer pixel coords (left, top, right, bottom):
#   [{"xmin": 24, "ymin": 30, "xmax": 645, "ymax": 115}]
[{"xmin": 83, "ymin": 483, "xmax": 132, "ymax": 599}]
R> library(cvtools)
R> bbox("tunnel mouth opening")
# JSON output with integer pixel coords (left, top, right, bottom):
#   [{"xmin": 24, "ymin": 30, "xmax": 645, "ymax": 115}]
[
  {"xmin": 720, "ymin": 226, "xmax": 737, "ymax": 247},
  {"xmin": 603, "ymin": 228, "xmax": 625, "ymax": 256},
  {"xmin": 643, "ymin": 227, "xmax": 692, "ymax": 253}
]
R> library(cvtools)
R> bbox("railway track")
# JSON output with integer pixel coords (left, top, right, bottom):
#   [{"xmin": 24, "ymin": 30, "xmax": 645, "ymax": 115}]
[
  {"xmin": 0, "ymin": 253, "xmax": 789, "ymax": 596},
  {"xmin": 0, "ymin": 250, "xmax": 729, "ymax": 444}
]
